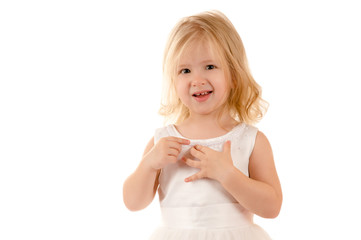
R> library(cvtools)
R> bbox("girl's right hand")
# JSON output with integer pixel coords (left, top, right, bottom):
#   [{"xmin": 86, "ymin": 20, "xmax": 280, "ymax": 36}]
[{"xmin": 144, "ymin": 137, "xmax": 190, "ymax": 171}]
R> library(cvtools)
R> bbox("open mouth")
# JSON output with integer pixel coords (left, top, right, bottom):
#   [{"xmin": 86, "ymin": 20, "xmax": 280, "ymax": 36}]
[{"xmin": 192, "ymin": 91, "xmax": 213, "ymax": 98}]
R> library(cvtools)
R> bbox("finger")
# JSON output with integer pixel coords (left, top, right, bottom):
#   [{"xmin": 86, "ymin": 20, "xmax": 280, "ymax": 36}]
[
  {"xmin": 167, "ymin": 136, "xmax": 190, "ymax": 145},
  {"xmin": 182, "ymin": 157, "xmax": 201, "ymax": 168},
  {"xmin": 185, "ymin": 171, "xmax": 203, "ymax": 182},
  {"xmin": 167, "ymin": 148, "xmax": 180, "ymax": 158},
  {"xmin": 194, "ymin": 144, "xmax": 214, "ymax": 155},
  {"xmin": 167, "ymin": 141, "xmax": 182, "ymax": 154},
  {"xmin": 194, "ymin": 144, "xmax": 206, "ymax": 153},
  {"xmin": 167, "ymin": 155, "xmax": 177, "ymax": 163},
  {"xmin": 223, "ymin": 141, "xmax": 231, "ymax": 153},
  {"xmin": 190, "ymin": 146, "xmax": 205, "ymax": 160}
]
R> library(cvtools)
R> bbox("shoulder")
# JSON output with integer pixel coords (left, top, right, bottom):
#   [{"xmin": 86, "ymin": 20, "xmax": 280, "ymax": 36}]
[
  {"xmin": 253, "ymin": 131, "xmax": 272, "ymax": 155},
  {"xmin": 142, "ymin": 126, "xmax": 168, "ymax": 156},
  {"xmin": 239, "ymin": 124, "xmax": 259, "ymax": 155},
  {"xmin": 154, "ymin": 125, "xmax": 172, "ymax": 143},
  {"xmin": 242, "ymin": 123, "xmax": 258, "ymax": 139},
  {"xmin": 249, "ymin": 130, "xmax": 274, "ymax": 171}
]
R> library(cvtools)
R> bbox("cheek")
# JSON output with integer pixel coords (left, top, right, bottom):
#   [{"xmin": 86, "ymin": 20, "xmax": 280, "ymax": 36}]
[
  {"xmin": 176, "ymin": 76, "xmax": 189, "ymax": 89},
  {"xmin": 175, "ymin": 81, "xmax": 189, "ymax": 100},
  {"xmin": 215, "ymin": 83, "xmax": 230, "ymax": 104}
]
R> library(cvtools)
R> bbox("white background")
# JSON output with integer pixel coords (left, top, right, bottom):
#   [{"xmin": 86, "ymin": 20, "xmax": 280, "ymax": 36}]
[{"xmin": 1, "ymin": 0, "xmax": 360, "ymax": 239}]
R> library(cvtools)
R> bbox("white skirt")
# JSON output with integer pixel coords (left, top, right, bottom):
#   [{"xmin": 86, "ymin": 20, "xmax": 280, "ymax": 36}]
[{"xmin": 150, "ymin": 203, "xmax": 272, "ymax": 240}]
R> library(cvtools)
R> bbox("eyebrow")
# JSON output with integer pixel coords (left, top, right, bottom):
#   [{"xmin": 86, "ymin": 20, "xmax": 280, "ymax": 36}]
[
  {"xmin": 200, "ymin": 59, "xmax": 216, "ymax": 64},
  {"xmin": 177, "ymin": 60, "xmax": 216, "ymax": 68},
  {"xmin": 177, "ymin": 64, "xmax": 190, "ymax": 69}
]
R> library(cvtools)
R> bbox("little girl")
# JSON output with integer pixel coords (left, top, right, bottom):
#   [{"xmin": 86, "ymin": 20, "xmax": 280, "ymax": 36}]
[{"xmin": 123, "ymin": 10, "xmax": 282, "ymax": 240}]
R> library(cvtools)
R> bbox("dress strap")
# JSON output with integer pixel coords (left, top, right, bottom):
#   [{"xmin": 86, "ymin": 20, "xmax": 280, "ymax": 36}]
[{"xmin": 154, "ymin": 126, "xmax": 170, "ymax": 144}]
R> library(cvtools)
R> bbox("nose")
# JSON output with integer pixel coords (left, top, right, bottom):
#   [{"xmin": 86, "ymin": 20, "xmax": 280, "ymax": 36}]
[
  {"xmin": 191, "ymin": 74, "xmax": 207, "ymax": 87},
  {"xmin": 192, "ymin": 81, "xmax": 206, "ymax": 87}
]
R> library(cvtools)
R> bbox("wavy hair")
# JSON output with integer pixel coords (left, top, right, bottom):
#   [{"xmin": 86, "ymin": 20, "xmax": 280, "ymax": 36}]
[{"xmin": 159, "ymin": 10, "xmax": 268, "ymax": 125}]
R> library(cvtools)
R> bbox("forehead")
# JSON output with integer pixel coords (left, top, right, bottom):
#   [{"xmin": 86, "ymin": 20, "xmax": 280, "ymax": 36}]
[{"xmin": 178, "ymin": 39, "xmax": 220, "ymax": 64}]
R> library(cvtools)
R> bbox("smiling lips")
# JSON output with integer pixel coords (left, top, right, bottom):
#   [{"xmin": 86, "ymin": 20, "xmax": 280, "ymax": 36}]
[{"xmin": 192, "ymin": 90, "xmax": 213, "ymax": 102}]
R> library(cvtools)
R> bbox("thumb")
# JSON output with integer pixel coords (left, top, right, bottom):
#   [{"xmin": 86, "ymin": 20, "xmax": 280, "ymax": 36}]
[{"xmin": 223, "ymin": 140, "xmax": 231, "ymax": 153}]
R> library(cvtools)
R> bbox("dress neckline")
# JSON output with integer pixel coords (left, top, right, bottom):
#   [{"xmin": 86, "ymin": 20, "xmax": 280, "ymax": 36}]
[{"xmin": 167, "ymin": 123, "xmax": 245, "ymax": 146}]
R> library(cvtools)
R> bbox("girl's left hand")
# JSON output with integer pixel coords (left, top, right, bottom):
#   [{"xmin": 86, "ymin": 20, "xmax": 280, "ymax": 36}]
[{"xmin": 182, "ymin": 141, "xmax": 234, "ymax": 183}]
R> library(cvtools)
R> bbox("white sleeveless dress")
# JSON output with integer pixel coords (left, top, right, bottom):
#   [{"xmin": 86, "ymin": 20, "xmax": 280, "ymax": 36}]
[{"xmin": 150, "ymin": 123, "xmax": 272, "ymax": 240}]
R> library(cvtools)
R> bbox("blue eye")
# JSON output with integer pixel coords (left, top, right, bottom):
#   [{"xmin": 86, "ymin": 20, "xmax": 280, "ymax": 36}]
[
  {"xmin": 180, "ymin": 68, "xmax": 191, "ymax": 74},
  {"xmin": 206, "ymin": 65, "xmax": 215, "ymax": 70}
]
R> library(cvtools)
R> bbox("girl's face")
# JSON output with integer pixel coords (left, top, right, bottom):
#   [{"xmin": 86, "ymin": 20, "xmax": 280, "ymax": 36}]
[{"xmin": 175, "ymin": 40, "xmax": 229, "ymax": 117}]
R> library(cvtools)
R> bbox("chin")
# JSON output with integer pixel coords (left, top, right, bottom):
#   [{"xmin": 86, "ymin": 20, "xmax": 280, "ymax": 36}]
[{"xmin": 192, "ymin": 109, "xmax": 216, "ymax": 116}]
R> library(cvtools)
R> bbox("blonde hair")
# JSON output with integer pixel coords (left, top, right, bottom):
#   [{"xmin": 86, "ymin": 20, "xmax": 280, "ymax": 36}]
[{"xmin": 159, "ymin": 10, "xmax": 268, "ymax": 125}]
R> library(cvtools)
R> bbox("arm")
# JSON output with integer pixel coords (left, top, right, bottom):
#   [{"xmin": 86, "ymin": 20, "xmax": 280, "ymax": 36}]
[
  {"xmin": 123, "ymin": 136, "xmax": 190, "ymax": 211},
  {"xmin": 183, "ymin": 131, "xmax": 282, "ymax": 218},
  {"xmin": 123, "ymin": 137, "xmax": 159, "ymax": 211},
  {"xmin": 220, "ymin": 131, "xmax": 282, "ymax": 218}
]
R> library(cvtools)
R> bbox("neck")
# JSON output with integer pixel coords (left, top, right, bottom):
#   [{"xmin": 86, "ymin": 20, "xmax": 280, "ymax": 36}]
[
  {"xmin": 175, "ymin": 112, "xmax": 239, "ymax": 140},
  {"xmin": 182, "ymin": 112, "xmax": 238, "ymax": 132}
]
